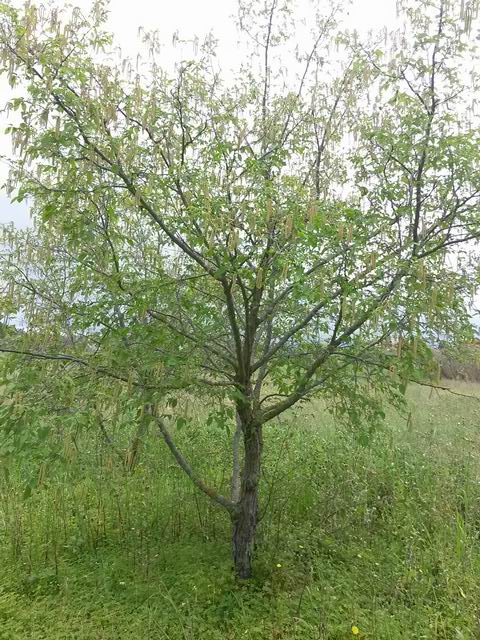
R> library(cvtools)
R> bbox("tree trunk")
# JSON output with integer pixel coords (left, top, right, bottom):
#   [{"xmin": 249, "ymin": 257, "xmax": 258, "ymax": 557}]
[
  {"xmin": 124, "ymin": 404, "xmax": 151, "ymax": 472},
  {"xmin": 231, "ymin": 411, "xmax": 243, "ymax": 503},
  {"xmin": 231, "ymin": 422, "xmax": 263, "ymax": 579}
]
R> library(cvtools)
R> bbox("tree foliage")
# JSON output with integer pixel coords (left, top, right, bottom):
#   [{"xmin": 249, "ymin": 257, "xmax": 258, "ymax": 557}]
[{"xmin": 0, "ymin": 0, "xmax": 479, "ymax": 576}]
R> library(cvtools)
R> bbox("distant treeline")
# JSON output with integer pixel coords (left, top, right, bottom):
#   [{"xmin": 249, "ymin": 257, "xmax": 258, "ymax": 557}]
[{"xmin": 435, "ymin": 343, "xmax": 480, "ymax": 382}]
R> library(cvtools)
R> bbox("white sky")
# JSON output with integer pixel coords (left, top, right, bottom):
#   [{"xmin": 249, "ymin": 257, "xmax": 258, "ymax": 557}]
[{"xmin": 0, "ymin": 0, "xmax": 397, "ymax": 228}]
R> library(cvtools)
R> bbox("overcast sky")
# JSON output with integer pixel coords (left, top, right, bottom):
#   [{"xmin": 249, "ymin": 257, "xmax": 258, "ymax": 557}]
[{"xmin": 0, "ymin": 0, "xmax": 397, "ymax": 228}]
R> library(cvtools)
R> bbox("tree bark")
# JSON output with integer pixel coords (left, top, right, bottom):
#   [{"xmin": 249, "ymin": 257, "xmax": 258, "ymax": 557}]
[
  {"xmin": 124, "ymin": 403, "xmax": 151, "ymax": 472},
  {"xmin": 231, "ymin": 422, "xmax": 263, "ymax": 579},
  {"xmin": 231, "ymin": 411, "xmax": 243, "ymax": 503},
  {"xmin": 124, "ymin": 415, "xmax": 149, "ymax": 472}
]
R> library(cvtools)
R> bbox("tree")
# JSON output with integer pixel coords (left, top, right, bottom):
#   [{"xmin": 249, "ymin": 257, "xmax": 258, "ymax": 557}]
[{"xmin": 0, "ymin": 0, "xmax": 479, "ymax": 578}]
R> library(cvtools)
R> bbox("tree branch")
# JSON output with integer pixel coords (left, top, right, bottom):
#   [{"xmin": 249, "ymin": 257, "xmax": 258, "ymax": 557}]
[{"xmin": 155, "ymin": 414, "xmax": 236, "ymax": 513}]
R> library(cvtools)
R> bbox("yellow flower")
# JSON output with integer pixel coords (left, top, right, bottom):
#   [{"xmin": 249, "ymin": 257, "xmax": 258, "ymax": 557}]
[
  {"xmin": 352, "ymin": 626, "xmax": 360, "ymax": 635},
  {"xmin": 276, "ymin": 563, "xmax": 282, "ymax": 568}
]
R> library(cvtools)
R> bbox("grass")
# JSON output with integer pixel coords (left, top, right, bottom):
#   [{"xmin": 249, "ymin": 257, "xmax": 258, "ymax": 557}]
[{"xmin": 1, "ymin": 382, "xmax": 480, "ymax": 639}]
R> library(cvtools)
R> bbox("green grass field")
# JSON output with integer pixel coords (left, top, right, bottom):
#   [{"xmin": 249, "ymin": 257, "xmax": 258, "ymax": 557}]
[{"xmin": 1, "ymin": 383, "xmax": 480, "ymax": 639}]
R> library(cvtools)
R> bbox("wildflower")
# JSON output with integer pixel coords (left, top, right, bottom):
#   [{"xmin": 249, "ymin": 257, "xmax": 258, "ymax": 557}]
[
  {"xmin": 276, "ymin": 563, "xmax": 282, "ymax": 568},
  {"xmin": 352, "ymin": 626, "xmax": 360, "ymax": 635}
]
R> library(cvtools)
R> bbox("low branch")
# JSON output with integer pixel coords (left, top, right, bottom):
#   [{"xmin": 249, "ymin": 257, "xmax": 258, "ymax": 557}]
[
  {"xmin": 155, "ymin": 415, "xmax": 236, "ymax": 513},
  {"xmin": 0, "ymin": 345, "xmax": 162, "ymax": 388},
  {"xmin": 335, "ymin": 352, "xmax": 480, "ymax": 401}
]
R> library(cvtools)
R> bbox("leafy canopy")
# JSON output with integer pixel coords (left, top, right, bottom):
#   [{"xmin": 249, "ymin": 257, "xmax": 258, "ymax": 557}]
[{"xmin": 0, "ymin": 0, "xmax": 479, "ymax": 435}]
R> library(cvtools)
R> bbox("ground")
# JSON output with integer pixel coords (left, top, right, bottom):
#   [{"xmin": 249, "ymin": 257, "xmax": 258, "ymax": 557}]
[{"xmin": 1, "ymin": 383, "xmax": 480, "ymax": 639}]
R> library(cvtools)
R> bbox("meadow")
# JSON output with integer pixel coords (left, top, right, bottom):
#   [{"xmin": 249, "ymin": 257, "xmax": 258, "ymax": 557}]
[{"xmin": 1, "ymin": 382, "xmax": 480, "ymax": 639}]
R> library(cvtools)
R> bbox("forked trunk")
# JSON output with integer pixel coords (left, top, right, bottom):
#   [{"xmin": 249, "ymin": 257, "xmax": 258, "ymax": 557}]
[{"xmin": 231, "ymin": 423, "xmax": 263, "ymax": 579}]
